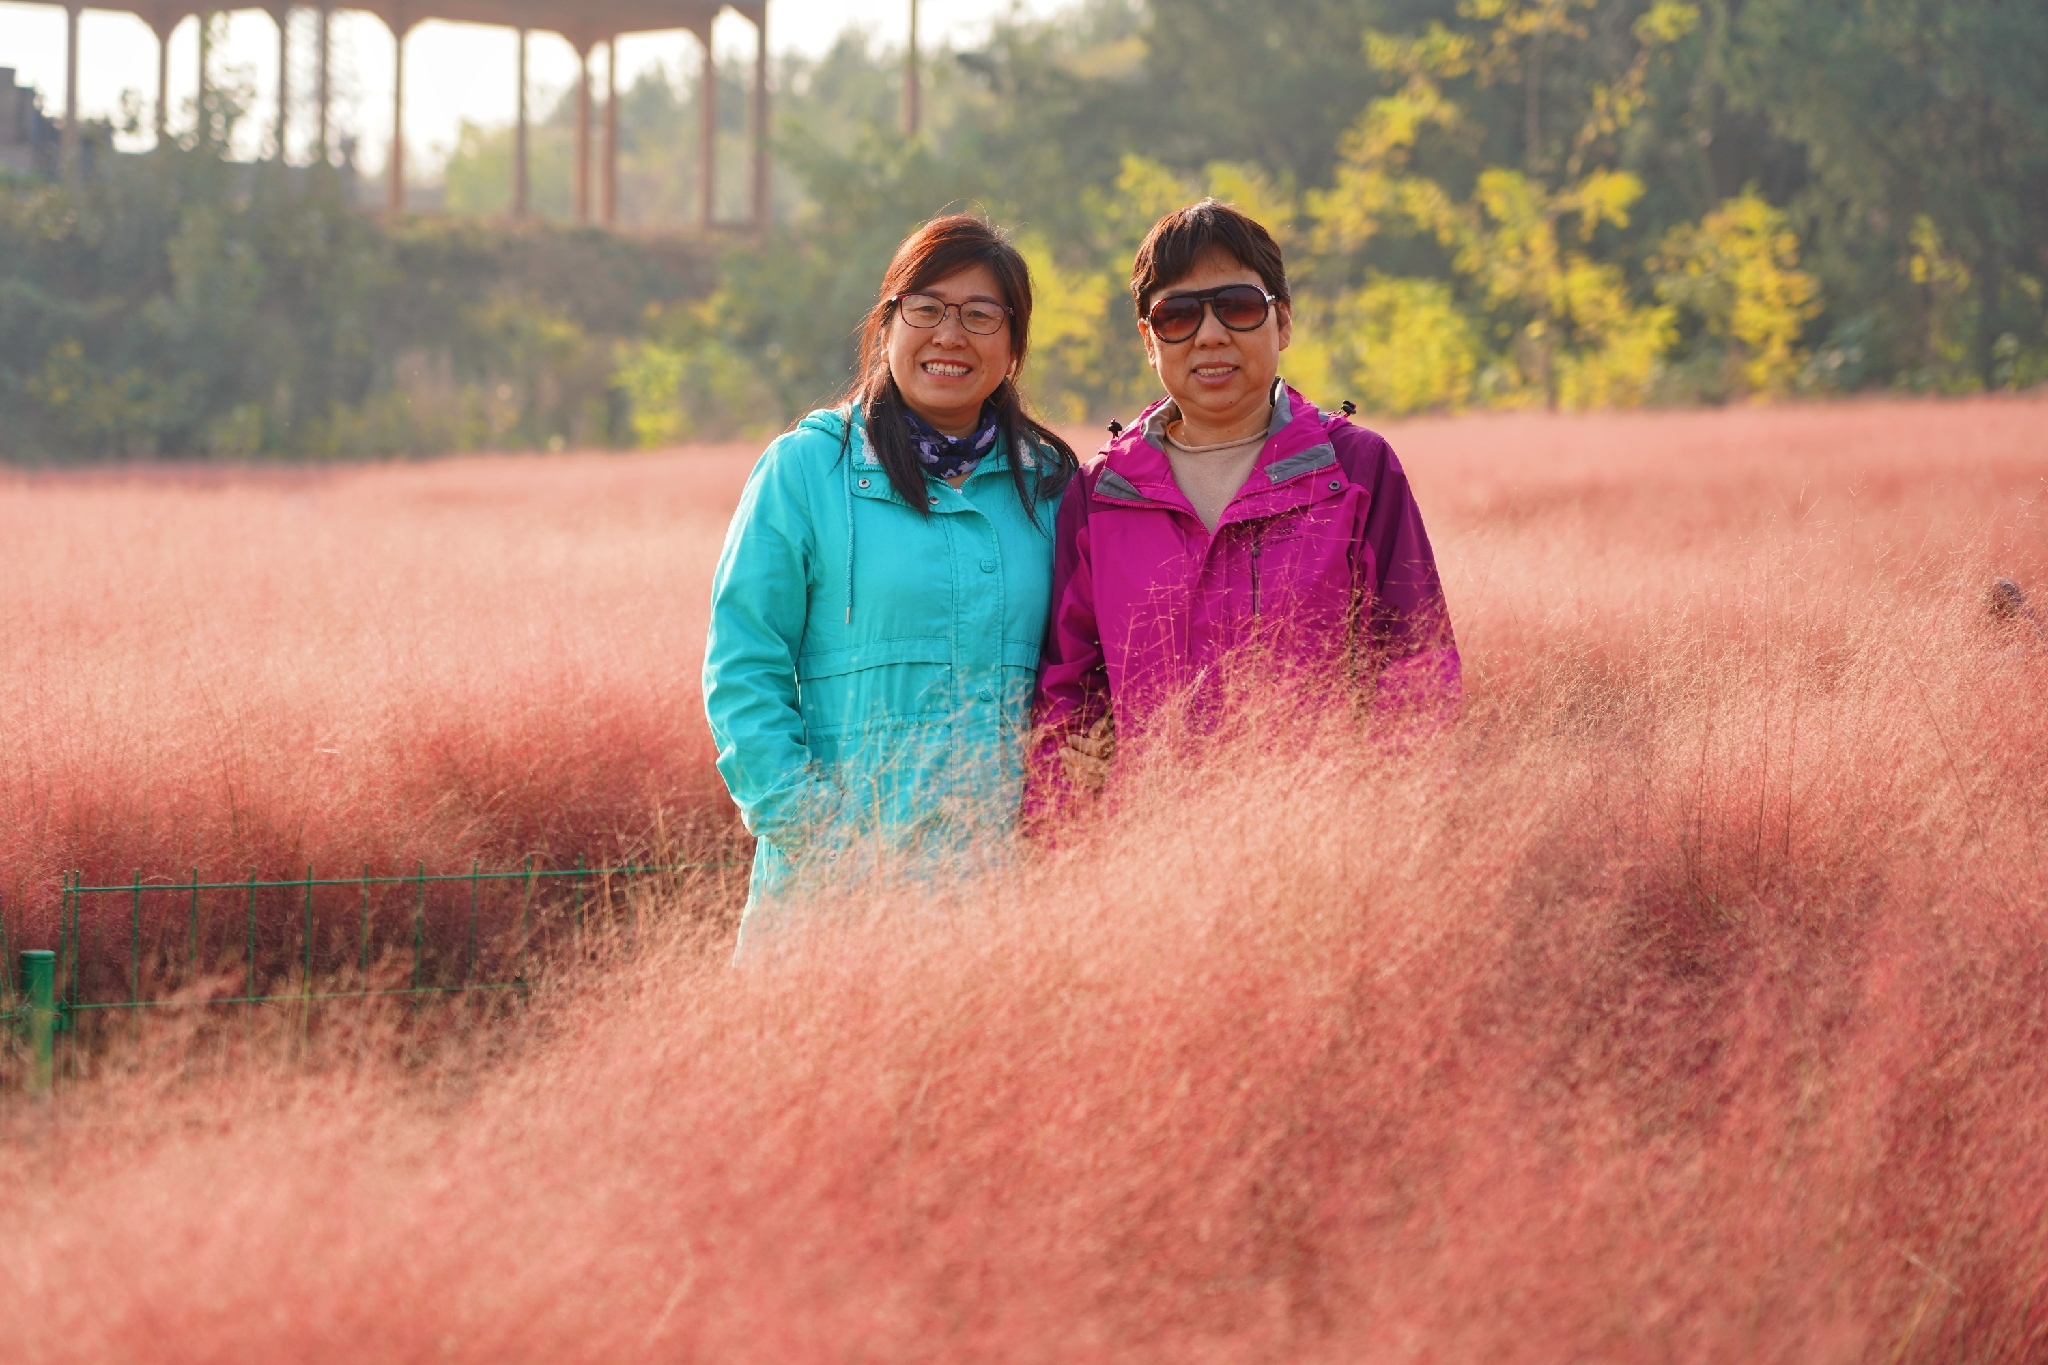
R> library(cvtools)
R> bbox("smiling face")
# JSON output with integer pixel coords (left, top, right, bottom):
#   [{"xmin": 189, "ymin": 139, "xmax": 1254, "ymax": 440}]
[
  {"xmin": 884, "ymin": 263, "xmax": 1017, "ymax": 438},
  {"xmin": 1140, "ymin": 246, "xmax": 1293, "ymax": 445}
]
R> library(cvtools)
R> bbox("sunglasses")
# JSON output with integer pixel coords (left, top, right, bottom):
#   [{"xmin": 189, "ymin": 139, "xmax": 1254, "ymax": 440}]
[
  {"xmin": 1143, "ymin": 284, "xmax": 1279, "ymax": 344},
  {"xmin": 893, "ymin": 293, "xmax": 1012, "ymax": 336}
]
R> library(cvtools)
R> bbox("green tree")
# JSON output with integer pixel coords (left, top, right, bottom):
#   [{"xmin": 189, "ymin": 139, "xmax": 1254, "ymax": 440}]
[
  {"xmin": 1307, "ymin": 4, "xmax": 1694, "ymax": 408},
  {"xmin": 1720, "ymin": 0, "xmax": 2048, "ymax": 389},
  {"xmin": 1653, "ymin": 189, "xmax": 1821, "ymax": 398}
]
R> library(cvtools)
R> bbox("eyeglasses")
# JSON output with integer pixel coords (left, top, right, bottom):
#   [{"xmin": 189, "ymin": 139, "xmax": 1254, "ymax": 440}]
[
  {"xmin": 1143, "ymin": 284, "xmax": 1279, "ymax": 344},
  {"xmin": 893, "ymin": 293, "xmax": 1012, "ymax": 336}
]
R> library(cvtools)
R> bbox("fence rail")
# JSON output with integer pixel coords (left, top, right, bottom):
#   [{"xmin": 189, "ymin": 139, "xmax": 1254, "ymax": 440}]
[{"xmin": 4, "ymin": 856, "xmax": 735, "ymax": 1097}]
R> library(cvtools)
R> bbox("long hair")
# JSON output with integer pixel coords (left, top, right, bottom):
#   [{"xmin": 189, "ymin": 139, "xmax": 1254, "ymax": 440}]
[{"xmin": 841, "ymin": 214, "xmax": 1079, "ymax": 522}]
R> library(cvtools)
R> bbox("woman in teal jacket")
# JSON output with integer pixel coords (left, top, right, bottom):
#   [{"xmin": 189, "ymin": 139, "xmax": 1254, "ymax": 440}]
[{"xmin": 704, "ymin": 215, "xmax": 1080, "ymax": 940}]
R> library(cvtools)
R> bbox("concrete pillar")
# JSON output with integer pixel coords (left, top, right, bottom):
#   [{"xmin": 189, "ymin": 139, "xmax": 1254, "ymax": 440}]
[
  {"xmin": 903, "ymin": 0, "xmax": 919, "ymax": 136},
  {"xmin": 696, "ymin": 23, "xmax": 714, "ymax": 228},
  {"xmin": 603, "ymin": 39, "xmax": 619, "ymax": 227},
  {"xmin": 198, "ymin": 8, "xmax": 210, "ymax": 147},
  {"xmin": 513, "ymin": 28, "xmax": 529, "ymax": 218},
  {"xmin": 272, "ymin": 6, "xmax": 290, "ymax": 163},
  {"xmin": 316, "ymin": 5, "xmax": 331, "ymax": 166},
  {"xmin": 154, "ymin": 16, "xmax": 172, "ymax": 148},
  {"xmin": 752, "ymin": 6, "xmax": 770, "ymax": 229},
  {"xmin": 61, "ymin": 2, "xmax": 80, "ymax": 178},
  {"xmin": 387, "ymin": 11, "xmax": 409, "ymax": 213},
  {"xmin": 574, "ymin": 41, "xmax": 593, "ymax": 225}
]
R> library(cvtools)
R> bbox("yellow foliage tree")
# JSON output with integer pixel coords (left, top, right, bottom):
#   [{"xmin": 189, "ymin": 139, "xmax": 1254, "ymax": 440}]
[
  {"xmin": 1016, "ymin": 234, "xmax": 1118, "ymax": 425},
  {"xmin": 1042, "ymin": 155, "xmax": 1318, "ymax": 421},
  {"xmin": 1653, "ymin": 192, "xmax": 1822, "ymax": 397},
  {"xmin": 1305, "ymin": 0, "xmax": 1703, "ymax": 411},
  {"xmin": 1905, "ymin": 215, "xmax": 1978, "ymax": 391},
  {"xmin": 1203, "ymin": 161, "xmax": 1298, "ymax": 250},
  {"xmin": 1330, "ymin": 276, "xmax": 1485, "ymax": 416}
]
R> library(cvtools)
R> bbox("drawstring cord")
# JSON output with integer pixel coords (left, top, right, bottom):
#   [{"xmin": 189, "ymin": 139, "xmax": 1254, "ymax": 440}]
[{"xmin": 844, "ymin": 409, "xmax": 858, "ymax": 624}]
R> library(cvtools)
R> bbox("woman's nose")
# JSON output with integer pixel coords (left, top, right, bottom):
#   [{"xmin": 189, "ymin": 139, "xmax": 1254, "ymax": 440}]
[{"xmin": 1192, "ymin": 306, "xmax": 1234, "ymax": 344}]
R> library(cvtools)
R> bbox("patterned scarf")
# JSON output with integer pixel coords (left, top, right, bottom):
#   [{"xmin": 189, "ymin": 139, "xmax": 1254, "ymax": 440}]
[{"xmin": 899, "ymin": 400, "xmax": 1002, "ymax": 482}]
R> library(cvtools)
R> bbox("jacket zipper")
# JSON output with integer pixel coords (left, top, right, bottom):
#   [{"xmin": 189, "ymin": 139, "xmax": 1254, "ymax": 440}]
[{"xmin": 1250, "ymin": 525, "xmax": 1263, "ymax": 618}]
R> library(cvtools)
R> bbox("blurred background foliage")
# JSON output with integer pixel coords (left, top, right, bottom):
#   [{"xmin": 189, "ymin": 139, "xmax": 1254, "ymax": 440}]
[{"xmin": 3, "ymin": 0, "xmax": 2045, "ymax": 460}]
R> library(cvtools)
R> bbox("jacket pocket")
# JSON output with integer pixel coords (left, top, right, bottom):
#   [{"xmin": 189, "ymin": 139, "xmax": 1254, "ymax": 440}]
[
  {"xmin": 798, "ymin": 636, "xmax": 954, "ymax": 680},
  {"xmin": 999, "ymin": 640, "xmax": 1043, "ymax": 733},
  {"xmin": 798, "ymin": 636, "xmax": 956, "ymax": 740}
]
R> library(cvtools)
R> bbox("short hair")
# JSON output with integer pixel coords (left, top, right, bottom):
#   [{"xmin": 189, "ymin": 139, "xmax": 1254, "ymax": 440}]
[{"xmin": 1129, "ymin": 199, "xmax": 1291, "ymax": 319}]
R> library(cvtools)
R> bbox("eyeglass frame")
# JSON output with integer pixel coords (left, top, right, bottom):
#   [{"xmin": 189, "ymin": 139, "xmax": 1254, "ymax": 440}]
[
  {"xmin": 890, "ymin": 293, "xmax": 1015, "ymax": 337},
  {"xmin": 1140, "ymin": 284, "xmax": 1282, "ymax": 344}
]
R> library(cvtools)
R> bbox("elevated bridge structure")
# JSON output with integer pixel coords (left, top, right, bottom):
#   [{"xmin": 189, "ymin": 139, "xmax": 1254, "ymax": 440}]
[{"xmin": 18, "ymin": 1, "xmax": 771, "ymax": 226}]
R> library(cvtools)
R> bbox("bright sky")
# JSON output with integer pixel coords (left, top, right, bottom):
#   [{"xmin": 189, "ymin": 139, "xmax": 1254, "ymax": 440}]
[{"xmin": 0, "ymin": 1, "xmax": 1066, "ymax": 171}]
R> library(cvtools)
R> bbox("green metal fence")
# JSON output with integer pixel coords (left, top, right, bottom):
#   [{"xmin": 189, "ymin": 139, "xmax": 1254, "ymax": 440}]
[{"xmin": 2, "ymin": 857, "xmax": 735, "ymax": 1097}]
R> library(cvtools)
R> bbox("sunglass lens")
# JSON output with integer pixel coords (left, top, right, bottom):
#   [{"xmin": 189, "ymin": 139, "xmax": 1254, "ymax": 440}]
[
  {"xmin": 1148, "ymin": 297, "xmax": 1205, "ymax": 341},
  {"xmin": 1212, "ymin": 286, "xmax": 1271, "ymax": 330}
]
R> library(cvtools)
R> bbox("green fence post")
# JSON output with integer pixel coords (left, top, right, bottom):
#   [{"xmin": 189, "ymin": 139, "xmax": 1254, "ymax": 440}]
[
  {"xmin": 465, "ymin": 858, "xmax": 479, "ymax": 987},
  {"xmin": 358, "ymin": 864, "xmax": 372, "ymax": 975},
  {"xmin": 23, "ymin": 950, "xmax": 56, "ymax": 1097},
  {"xmin": 411, "ymin": 862, "xmax": 426, "ymax": 991},
  {"xmin": 302, "ymin": 865, "xmax": 315, "ymax": 991},
  {"xmin": 130, "ymin": 869, "xmax": 142, "ymax": 1005},
  {"xmin": 246, "ymin": 870, "xmax": 259, "ymax": 1000},
  {"xmin": 60, "ymin": 872, "xmax": 73, "ymax": 1010},
  {"xmin": 519, "ymin": 855, "xmax": 534, "ymax": 986}
]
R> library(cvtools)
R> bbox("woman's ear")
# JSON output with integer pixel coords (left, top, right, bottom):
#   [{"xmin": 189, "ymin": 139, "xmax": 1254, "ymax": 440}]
[{"xmin": 1139, "ymin": 321, "xmax": 1159, "ymax": 372}]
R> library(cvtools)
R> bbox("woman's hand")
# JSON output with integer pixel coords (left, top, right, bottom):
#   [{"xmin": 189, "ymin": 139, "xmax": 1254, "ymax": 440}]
[{"xmin": 1057, "ymin": 713, "xmax": 1115, "ymax": 794}]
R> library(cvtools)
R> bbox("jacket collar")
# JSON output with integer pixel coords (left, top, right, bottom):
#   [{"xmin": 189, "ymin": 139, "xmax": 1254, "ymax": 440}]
[
  {"xmin": 1132, "ymin": 376, "xmax": 1295, "ymax": 454},
  {"xmin": 1096, "ymin": 380, "xmax": 1341, "ymax": 518},
  {"xmin": 841, "ymin": 403, "xmax": 1032, "ymax": 506}
]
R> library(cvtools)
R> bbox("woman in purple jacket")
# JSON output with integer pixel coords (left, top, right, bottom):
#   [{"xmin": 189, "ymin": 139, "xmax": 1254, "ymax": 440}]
[{"xmin": 1033, "ymin": 199, "xmax": 1460, "ymax": 801}]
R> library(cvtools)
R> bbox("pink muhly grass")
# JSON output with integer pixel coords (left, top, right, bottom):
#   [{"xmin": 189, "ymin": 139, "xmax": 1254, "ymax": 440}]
[
  {"xmin": 1, "ymin": 396, "xmax": 2047, "ymax": 1361},
  {"xmin": 0, "ymin": 448, "xmax": 759, "ymax": 965}
]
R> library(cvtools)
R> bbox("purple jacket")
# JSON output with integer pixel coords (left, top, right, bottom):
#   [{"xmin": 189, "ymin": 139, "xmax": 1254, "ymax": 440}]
[{"xmin": 1033, "ymin": 382, "xmax": 1460, "ymax": 783}]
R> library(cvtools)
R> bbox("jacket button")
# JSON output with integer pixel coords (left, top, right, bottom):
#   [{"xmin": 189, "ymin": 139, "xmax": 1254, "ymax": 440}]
[
  {"xmin": 977, "ymin": 688, "xmax": 994, "ymax": 702},
  {"xmin": 1328, "ymin": 480, "xmax": 1341, "ymax": 490},
  {"xmin": 928, "ymin": 495, "xmax": 940, "ymax": 506},
  {"xmin": 858, "ymin": 478, "xmax": 871, "ymax": 489},
  {"xmin": 979, "ymin": 557, "xmax": 997, "ymax": 572}
]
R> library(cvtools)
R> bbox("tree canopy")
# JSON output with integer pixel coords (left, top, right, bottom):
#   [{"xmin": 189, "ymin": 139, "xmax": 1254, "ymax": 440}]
[{"xmin": 3, "ymin": 0, "xmax": 2043, "ymax": 459}]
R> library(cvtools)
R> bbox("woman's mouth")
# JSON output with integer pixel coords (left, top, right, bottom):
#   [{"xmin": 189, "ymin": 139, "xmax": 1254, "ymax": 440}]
[
  {"xmin": 1192, "ymin": 363, "xmax": 1238, "ymax": 384},
  {"xmin": 921, "ymin": 360, "xmax": 974, "ymax": 379}
]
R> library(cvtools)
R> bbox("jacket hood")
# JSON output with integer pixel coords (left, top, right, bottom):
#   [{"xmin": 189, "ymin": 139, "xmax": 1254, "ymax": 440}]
[{"xmin": 796, "ymin": 406, "xmax": 856, "ymax": 440}]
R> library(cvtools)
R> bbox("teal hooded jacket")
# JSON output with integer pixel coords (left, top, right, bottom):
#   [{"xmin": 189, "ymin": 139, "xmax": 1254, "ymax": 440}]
[{"xmin": 703, "ymin": 405, "xmax": 1063, "ymax": 916}]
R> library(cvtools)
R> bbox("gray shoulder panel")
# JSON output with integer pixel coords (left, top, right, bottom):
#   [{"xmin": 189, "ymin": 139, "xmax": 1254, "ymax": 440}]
[
  {"xmin": 1265, "ymin": 378, "xmax": 1293, "ymax": 440},
  {"xmin": 1266, "ymin": 442, "xmax": 1338, "ymax": 484},
  {"xmin": 1096, "ymin": 469, "xmax": 1152, "ymax": 503}
]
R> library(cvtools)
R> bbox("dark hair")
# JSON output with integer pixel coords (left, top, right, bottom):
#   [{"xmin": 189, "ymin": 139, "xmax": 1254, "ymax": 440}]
[
  {"xmin": 1129, "ymin": 198, "xmax": 1291, "ymax": 319},
  {"xmin": 842, "ymin": 213, "xmax": 1078, "ymax": 520}
]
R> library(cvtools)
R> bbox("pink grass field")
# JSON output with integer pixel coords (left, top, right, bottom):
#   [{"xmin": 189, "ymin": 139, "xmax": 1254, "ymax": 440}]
[
  {"xmin": 0, "ymin": 445, "xmax": 763, "ymax": 961},
  {"xmin": 4, "ymin": 395, "xmax": 2048, "ymax": 1362}
]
